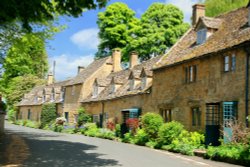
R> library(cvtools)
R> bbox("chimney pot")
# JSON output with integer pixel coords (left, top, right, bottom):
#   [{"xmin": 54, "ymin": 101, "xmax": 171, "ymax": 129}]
[
  {"xmin": 130, "ymin": 51, "xmax": 139, "ymax": 68},
  {"xmin": 47, "ymin": 72, "xmax": 54, "ymax": 85},
  {"xmin": 112, "ymin": 48, "xmax": 122, "ymax": 72},
  {"xmin": 192, "ymin": 4, "xmax": 205, "ymax": 26}
]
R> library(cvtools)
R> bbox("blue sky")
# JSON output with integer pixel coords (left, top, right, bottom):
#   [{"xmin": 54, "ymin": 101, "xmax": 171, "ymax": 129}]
[{"xmin": 47, "ymin": 0, "xmax": 199, "ymax": 81}]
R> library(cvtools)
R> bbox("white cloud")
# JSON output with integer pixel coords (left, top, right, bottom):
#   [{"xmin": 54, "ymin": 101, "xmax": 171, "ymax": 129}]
[
  {"xmin": 49, "ymin": 54, "xmax": 94, "ymax": 81},
  {"xmin": 70, "ymin": 28, "xmax": 99, "ymax": 50},
  {"xmin": 166, "ymin": 0, "xmax": 200, "ymax": 23}
]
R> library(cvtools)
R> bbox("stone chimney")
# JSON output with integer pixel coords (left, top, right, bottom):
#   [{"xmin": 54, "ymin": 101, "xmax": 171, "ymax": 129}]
[
  {"xmin": 47, "ymin": 72, "xmax": 54, "ymax": 85},
  {"xmin": 192, "ymin": 4, "xmax": 205, "ymax": 26},
  {"xmin": 130, "ymin": 51, "xmax": 139, "ymax": 69},
  {"xmin": 112, "ymin": 48, "xmax": 122, "ymax": 72},
  {"xmin": 78, "ymin": 66, "xmax": 85, "ymax": 74}
]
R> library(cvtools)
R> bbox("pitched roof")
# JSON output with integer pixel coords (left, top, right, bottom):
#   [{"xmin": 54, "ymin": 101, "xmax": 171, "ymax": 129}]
[
  {"xmin": 65, "ymin": 56, "xmax": 112, "ymax": 86},
  {"xmin": 81, "ymin": 56, "xmax": 161, "ymax": 103},
  {"xmin": 196, "ymin": 17, "xmax": 222, "ymax": 30},
  {"xmin": 154, "ymin": 7, "xmax": 250, "ymax": 69}
]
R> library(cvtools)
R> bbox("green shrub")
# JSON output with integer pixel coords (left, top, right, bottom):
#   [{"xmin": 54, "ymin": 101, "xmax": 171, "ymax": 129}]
[
  {"xmin": 206, "ymin": 144, "xmax": 250, "ymax": 165},
  {"xmin": 52, "ymin": 124, "xmax": 64, "ymax": 132},
  {"xmin": 133, "ymin": 129, "xmax": 148, "ymax": 146},
  {"xmin": 7, "ymin": 109, "xmax": 17, "ymax": 122},
  {"xmin": 25, "ymin": 120, "xmax": 40, "ymax": 128},
  {"xmin": 40, "ymin": 103, "xmax": 57, "ymax": 128},
  {"xmin": 115, "ymin": 124, "xmax": 121, "ymax": 137},
  {"xmin": 145, "ymin": 141, "xmax": 159, "ymax": 149},
  {"xmin": 122, "ymin": 132, "xmax": 134, "ymax": 143},
  {"xmin": 84, "ymin": 123, "xmax": 99, "ymax": 137},
  {"xmin": 157, "ymin": 121, "xmax": 184, "ymax": 146},
  {"xmin": 141, "ymin": 113, "xmax": 163, "ymax": 140},
  {"xmin": 96, "ymin": 129, "xmax": 115, "ymax": 140},
  {"xmin": 77, "ymin": 107, "xmax": 91, "ymax": 127}
]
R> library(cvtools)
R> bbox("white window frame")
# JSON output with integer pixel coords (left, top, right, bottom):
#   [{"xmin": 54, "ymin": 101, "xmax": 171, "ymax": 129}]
[
  {"xmin": 197, "ymin": 28, "xmax": 207, "ymax": 45},
  {"xmin": 224, "ymin": 55, "xmax": 230, "ymax": 72},
  {"xmin": 93, "ymin": 85, "xmax": 98, "ymax": 97}
]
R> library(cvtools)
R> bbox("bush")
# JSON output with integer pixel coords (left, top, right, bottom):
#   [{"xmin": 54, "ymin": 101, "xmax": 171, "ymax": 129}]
[
  {"xmin": 52, "ymin": 124, "xmax": 64, "ymax": 132},
  {"xmin": 145, "ymin": 141, "xmax": 158, "ymax": 149},
  {"xmin": 126, "ymin": 118, "xmax": 139, "ymax": 135},
  {"xmin": 25, "ymin": 120, "xmax": 40, "ymax": 129},
  {"xmin": 84, "ymin": 123, "xmax": 99, "ymax": 137},
  {"xmin": 206, "ymin": 144, "xmax": 250, "ymax": 165},
  {"xmin": 106, "ymin": 121, "xmax": 115, "ymax": 131},
  {"xmin": 7, "ymin": 109, "xmax": 17, "ymax": 122},
  {"xmin": 96, "ymin": 129, "xmax": 115, "ymax": 140},
  {"xmin": 141, "ymin": 113, "xmax": 163, "ymax": 140},
  {"xmin": 122, "ymin": 132, "xmax": 134, "ymax": 143},
  {"xmin": 157, "ymin": 121, "xmax": 184, "ymax": 146},
  {"xmin": 40, "ymin": 103, "xmax": 57, "ymax": 128},
  {"xmin": 133, "ymin": 129, "xmax": 148, "ymax": 146},
  {"xmin": 115, "ymin": 124, "xmax": 121, "ymax": 137},
  {"xmin": 77, "ymin": 107, "xmax": 91, "ymax": 127}
]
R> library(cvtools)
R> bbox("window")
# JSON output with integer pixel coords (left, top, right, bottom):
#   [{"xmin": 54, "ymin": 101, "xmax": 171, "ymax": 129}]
[
  {"xmin": 192, "ymin": 107, "xmax": 201, "ymax": 126},
  {"xmin": 42, "ymin": 90, "xmax": 46, "ymax": 103},
  {"xmin": 110, "ymin": 84, "xmax": 115, "ymax": 94},
  {"xmin": 160, "ymin": 109, "xmax": 172, "ymax": 122},
  {"xmin": 28, "ymin": 109, "xmax": 31, "ymax": 120},
  {"xmin": 60, "ymin": 88, "xmax": 65, "ymax": 101},
  {"xmin": 93, "ymin": 114, "xmax": 99, "ymax": 124},
  {"xmin": 93, "ymin": 85, "xmax": 98, "ymax": 97},
  {"xmin": 185, "ymin": 65, "xmax": 197, "ymax": 83},
  {"xmin": 141, "ymin": 77, "xmax": 147, "ymax": 89},
  {"xmin": 64, "ymin": 112, "xmax": 69, "ymax": 122},
  {"xmin": 71, "ymin": 86, "xmax": 75, "ymax": 96},
  {"xmin": 197, "ymin": 28, "xmax": 207, "ymax": 44},
  {"xmin": 129, "ymin": 79, "xmax": 134, "ymax": 91},
  {"xmin": 51, "ymin": 88, "xmax": 55, "ymax": 102},
  {"xmin": 34, "ymin": 96, "xmax": 38, "ymax": 103},
  {"xmin": 224, "ymin": 54, "xmax": 236, "ymax": 72}
]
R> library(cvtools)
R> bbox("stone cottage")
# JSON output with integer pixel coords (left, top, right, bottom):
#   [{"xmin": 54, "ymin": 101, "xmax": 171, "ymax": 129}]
[{"xmin": 152, "ymin": 3, "xmax": 250, "ymax": 144}]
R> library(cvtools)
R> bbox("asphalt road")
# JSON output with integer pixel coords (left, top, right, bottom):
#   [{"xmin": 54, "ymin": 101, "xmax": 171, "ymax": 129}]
[{"xmin": 0, "ymin": 123, "xmax": 243, "ymax": 167}]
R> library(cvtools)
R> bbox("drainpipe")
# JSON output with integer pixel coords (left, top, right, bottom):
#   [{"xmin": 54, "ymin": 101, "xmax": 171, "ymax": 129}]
[{"xmin": 245, "ymin": 47, "xmax": 250, "ymax": 128}]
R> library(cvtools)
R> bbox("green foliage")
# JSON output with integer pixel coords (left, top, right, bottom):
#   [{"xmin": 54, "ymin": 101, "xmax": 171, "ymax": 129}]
[
  {"xmin": 115, "ymin": 124, "xmax": 121, "ymax": 137},
  {"xmin": 141, "ymin": 112, "xmax": 163, "ymax": 140},
  {"xmin": 122, "ymin": 132, "xmax": 134, "ymax": 143},
  {"xmin": 131, "ymin": 3, "xmax": 189, "ymax": 60},
  {"xmin": 166, "ymin": 130, "xmax": 204, "ymax": 156},
  {"xmin": 84, "ymin": 123, "xmax": 99, "ymax": 137},
  {"xmin": 157, "ymin": 121, "xmax": 184, "ymax": 146},
  {"xmin": 133, "ymin": 128, "xmax": 149, "ymax": 146},
  {"xmin": 2, "ymin": 74, "xmax": 45, "ymax": 108},
  {"xmin": 40, "ymin": 103, "xmax": 57, "ymax": 128},
  {"xmin": 25, "ymin": 120, "xmax": 41, "ymax": 129},
  {"xmin": 96, "ymin": 129, "xmax": 116, "ymax": 140},
  {"xmin": 145, "ymin": 141, "xmax": 158, "ymax": 149},
  {"xmin": 205, "ymin": 0, "xmax": 248, "ymax": 17},
  {"xmin": 77, "ymin": 107, "xmax": 91, "ymax": 127},
  {"xmin": 206, "ymin": 144, "xmax": 250, "ymax": 165},
  {"xmin": 96, "ymin": 2, "xmax": 140, "ymax": 60},
  {"xmin": 7, "ymin": 109, "xmax": 17, "ymax": 122},
  {"xmin": 52, "ymin": 124, "xmax": 64, "ymax": 132},
  {"xmin": 2, "ymin": 33, "xmax": 48, "ymax": 80},
  {"xmin": 0, "ymin": 0, "xmax": 109, "ymax": 30}
]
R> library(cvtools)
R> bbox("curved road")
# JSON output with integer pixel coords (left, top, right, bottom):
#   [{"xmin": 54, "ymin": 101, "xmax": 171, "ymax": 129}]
[{"xmin": 0, "ymin": 123, "xmax": 242, "ymax": 167}]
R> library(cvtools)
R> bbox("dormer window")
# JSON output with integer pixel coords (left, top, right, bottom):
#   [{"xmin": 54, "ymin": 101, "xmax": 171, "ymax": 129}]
[
  {"xmin": 42, "ymin": 89, "xmax": 46, "ymax": 103},
  {"xmin": 141, "ymin": 77, "xmax": 147, "ymax": 90},
  {"xmin": 129, "ymin": 79, "xmax": 134, "ymax": 91},
  {"xmin": 34, "ymin": 96, "xmax": 38, "ymax": 103},
  {"xmin": 110, "ymin": 84, "xmax": 115, "ymax": 94},
  {"xmin": 197, "ymin": 28, "xmax": 207, "ymax": 44},
  {"xmin": 60, "ymin": 88, "xmax": 65, "ymax": 101},
  {"xmin": 93, "ymin": 84, "xmax": 98, "ymax": 97},
  {"xmin": 51, "ymin": 88, "xmax": 55, "ymax": 102}
]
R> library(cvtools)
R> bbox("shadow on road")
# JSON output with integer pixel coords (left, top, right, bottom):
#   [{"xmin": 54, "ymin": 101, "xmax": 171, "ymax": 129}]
[{"xmin": 1, "ymin": 128, "xmax": 120, "ymax": 167}]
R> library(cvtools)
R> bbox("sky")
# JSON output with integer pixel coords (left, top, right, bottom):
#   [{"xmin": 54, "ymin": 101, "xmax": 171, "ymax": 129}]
[{"xmin": 47, "ymin": 0, "xmax": 200, "ymax": 81}]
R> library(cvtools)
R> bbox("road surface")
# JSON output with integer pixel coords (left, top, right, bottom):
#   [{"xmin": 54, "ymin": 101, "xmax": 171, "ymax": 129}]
[{"xmin": 0, "ymin": 123, "xmax": 242, "ymax": 167}]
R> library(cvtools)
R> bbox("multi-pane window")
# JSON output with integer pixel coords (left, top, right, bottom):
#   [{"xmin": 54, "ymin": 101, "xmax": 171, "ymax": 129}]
[
  {"xmin": 60, "ymin": 88, "xmax": 65, "ymax": 101},
  {"xmin": 141, "ymin": 77, "xmax": 147, "ymax": 90},
  {"xmin": 93, "ymin": 115, "xmax": 99, "ymax": 124},
  {"xmin": 185, "ymin": 65, "xmax": 197, "ymax": 83},
  {"xmin": 192, "ymin": 107, "xmax": 201, "ymax": 126},
  {"xmin": 51, "ymin": 88, "xmax": 55, "ymax": 102},
  {"xmin": 160, "ymin": 109, "xmax": 172, "ymax": 122},
  {"xmin": 28, "ymin": 109, "xmax": 31, "ymax": 120},
  {"xmin": 197, "ymin": 28, "xmax": 207, "ymax": 45},
  {"xmin": 129, "ymin": 79, "xmax": 134, "ymax": 91},
  {"xmin": 224, "ymin": 54, "xmax": 236, "ymax": 72},
  {"xmin": 93, "ymin": 85, "xmax": 98, "ymax": 97}
]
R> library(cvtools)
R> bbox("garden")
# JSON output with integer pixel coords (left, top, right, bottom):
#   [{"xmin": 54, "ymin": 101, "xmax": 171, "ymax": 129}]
[{"xmin": 8, "ymin": 105, "xmax": 250, "ymax": 166}]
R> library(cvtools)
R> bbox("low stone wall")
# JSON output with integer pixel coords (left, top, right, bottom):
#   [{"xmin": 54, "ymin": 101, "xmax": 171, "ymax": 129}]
[{"xmin": 0, "ymin": 113, "xmax": 5, "ymax": 134}]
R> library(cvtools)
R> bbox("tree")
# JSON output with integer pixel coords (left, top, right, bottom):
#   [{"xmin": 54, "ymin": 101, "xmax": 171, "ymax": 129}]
[
  {"xmin": 2, "ymin": 33, "xmax": 49, "ymax": 81},
  {"xmin": 96, "ymin": 2, "xmax": 140, "ymax": 60},
  {"xmin": 2, "ymin": 74, "xmax": 45, "ymax": 108},
  {"xmin": 130, "ymin": 3, "xmax": 189, "ymax": 60},
  {"xmin": 0, "ymin": 0, "xmax": 109, "ymax": 30},
  {"xmin": 41, "ymin": 103, "xmax": 57, "ymax": 128},
  {"xmin": 205, "ymin": 0, "xmax": 248, "ymax": 17}
]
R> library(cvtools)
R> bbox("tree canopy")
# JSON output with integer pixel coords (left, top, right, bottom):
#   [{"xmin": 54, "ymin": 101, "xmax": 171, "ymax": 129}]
[
  {"xmin": 0, "ymin": 0, "xmax": 109, "ymax": 30},
  {"xmin": 96, "ymin": 2, "xmax": 140, "ymax": 59},
  {"xmin": 205, "ymin": 0, "xmax": 249, "ymax": 17},
  {"xmin": 96, "ymin": 2, "xmax": 189, "ymax": 61}
]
